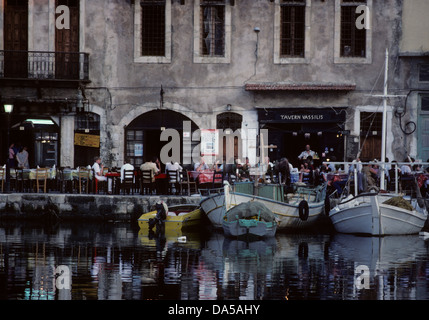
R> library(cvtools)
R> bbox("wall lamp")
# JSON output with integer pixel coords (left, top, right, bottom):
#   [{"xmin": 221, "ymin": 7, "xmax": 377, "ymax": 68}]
[{"xmin": 4, "ymin": 104, "xmax": 13, "ymax": 113}]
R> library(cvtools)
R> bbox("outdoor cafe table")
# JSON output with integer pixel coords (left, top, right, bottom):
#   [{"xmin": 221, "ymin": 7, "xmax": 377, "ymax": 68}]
[
  {"xmin": 105, "ymin": 172, "xmax": 121, "ymax": 194},
  {"xmin": 27, "ymin": 168, "xmax": 57, "ymax": 180},
  {"xmin": 155, "ymin": 173, "xmax": 168, "ymax": 194},
  {"xmin": 189, "ymin": 170, "xmax": 222, "ymax": 186}
]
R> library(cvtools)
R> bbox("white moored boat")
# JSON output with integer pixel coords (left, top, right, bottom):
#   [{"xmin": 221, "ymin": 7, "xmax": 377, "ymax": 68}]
[
  {"xmin": 329, "ymin": 192, "xmax": 428, "ymax": 235},
  {"xmin": 200, "ymin": 181, "xmax": 328, "ymax": 231}
]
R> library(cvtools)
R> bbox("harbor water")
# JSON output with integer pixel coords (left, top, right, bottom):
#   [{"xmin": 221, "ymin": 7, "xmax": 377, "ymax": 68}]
[{"xmin": 1, "ymin": 221, "xmax": 429, "ymax": 300}]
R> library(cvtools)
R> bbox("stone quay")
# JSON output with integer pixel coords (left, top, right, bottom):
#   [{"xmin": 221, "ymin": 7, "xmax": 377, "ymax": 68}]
[{"xmin": 0, "ymin": 193, "xmax": 202, "ymax": 222}]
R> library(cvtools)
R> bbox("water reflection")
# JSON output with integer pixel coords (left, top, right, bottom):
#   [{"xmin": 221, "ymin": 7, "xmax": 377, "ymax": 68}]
[{"xmin": 0, "ymin": 221, "xmax": 429, "ymax": 300}]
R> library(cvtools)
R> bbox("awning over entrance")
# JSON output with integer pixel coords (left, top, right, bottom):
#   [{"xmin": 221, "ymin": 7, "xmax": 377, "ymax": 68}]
[
  {"xmin": 257, "ymin": 107, "xmax": 347, "ymax": 125},
  {"xmin": 257, "ymin": 107, "xmax": 348, "ymax": 166},
  {"xmin": 246, "ymin": 82, "xmax": 356, "ymax": 92}
]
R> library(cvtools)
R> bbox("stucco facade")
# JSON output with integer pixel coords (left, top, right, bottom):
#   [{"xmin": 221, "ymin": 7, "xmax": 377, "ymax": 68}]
[{"xmin": 1, "ymin": 0, "xmax": 426, "ymax": 168}]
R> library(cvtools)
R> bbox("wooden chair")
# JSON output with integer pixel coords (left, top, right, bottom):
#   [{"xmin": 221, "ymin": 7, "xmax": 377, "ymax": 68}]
[
  {"xmin": 9, "ymin": 168, "xmax": 18, "ymax": 192},
  {"xmin": 78, "ymin": 167, "xmax": 90, "ymax": 194},
  {"xmin": 92, "ymin": 168, "xmax": 107, "ymax": 194},
  {"xmin": 179, "ymin": 170, "xmax": 198, "ymax": 196},
  {"xmin": 35, "ymin": 168, "xmax": 49, "ymax": 193},
  {"xmin": 15, "ymin": 168, "xmax": 24, "ymax": 192},
  {"xmin": 167, "ymin": 170, "xmax": 180, "ymax": 195},
  {"xmin": 140, "ymin": 170, "xmax": 154, "ymax": 195},
  {"xmin": 61, "ymin": 167, "xmax": 74, "ymax": 193},
  {"xmin": 212, "ymin": 170, "xmax": 224, "ymax": 189},
  {"xmin": 121, "ymin": 169, "xmax": 135, "ymax": 195}
]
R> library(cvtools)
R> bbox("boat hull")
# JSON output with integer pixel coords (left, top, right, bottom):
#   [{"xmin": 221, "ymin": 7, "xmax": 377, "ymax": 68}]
[
  {"xmin": 200, "ymin": 192, "xmax": 326, "ymax": 230},
  {"xmin": 329, "ymin": 194, "xmax": 428, "ymax": 236},
  {"xmin": 138, "ymin": 205, "xmax": 202, "ymax": 230},
  {"xmin": 200, "ymin": 194, "xmax": 226, "ymax": 228}
]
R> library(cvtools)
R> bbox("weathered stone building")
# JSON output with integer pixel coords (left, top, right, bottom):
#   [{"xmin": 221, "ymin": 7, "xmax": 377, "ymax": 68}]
[{"xmin": 1, "ymin": 0, "xmax": 427, "ymax": 170}]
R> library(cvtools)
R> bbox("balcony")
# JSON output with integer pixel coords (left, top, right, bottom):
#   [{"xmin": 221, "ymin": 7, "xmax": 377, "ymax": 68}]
[{"xmin": 0, "ymin": 50, "xmax": 89, "ymax": 85}]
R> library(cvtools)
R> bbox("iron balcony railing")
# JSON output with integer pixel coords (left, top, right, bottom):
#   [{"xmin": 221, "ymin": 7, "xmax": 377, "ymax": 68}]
[{"xmin": 0, "ymin": 50, "xmax": 89, "ymax": 81}]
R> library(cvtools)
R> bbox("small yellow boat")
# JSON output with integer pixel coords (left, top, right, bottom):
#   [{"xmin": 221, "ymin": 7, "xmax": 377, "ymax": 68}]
[{"xmin": 138, "ymin": 203, "xmax": 202, "ymax": 231}]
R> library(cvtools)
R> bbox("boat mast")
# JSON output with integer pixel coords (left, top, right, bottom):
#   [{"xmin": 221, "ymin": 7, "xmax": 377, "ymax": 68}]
[
  {"xmin": 380, "ymin": 48, "xmax": 389, "ymax": 191},
  {"xmin": 371, "ymin": 49, "xmax": 407, "ymax": 190}
]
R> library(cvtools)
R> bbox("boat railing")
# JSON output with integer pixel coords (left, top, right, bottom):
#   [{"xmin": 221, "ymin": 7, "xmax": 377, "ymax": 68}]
[
  {"xmin": 324, "ymin": 161, "xmax": 429, "ymax": 197},
  {"xmin": 294, "ymin": 182, "xmax": 328, "ymax": 203},
  {"xmin": 336, "ymin": 191, "xmax": 378, "ymax": 206}
]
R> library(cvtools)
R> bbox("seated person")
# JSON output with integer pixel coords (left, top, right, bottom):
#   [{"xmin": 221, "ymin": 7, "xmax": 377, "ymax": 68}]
[
  {"xmin": 92, "ymin": 156, "xmax": 112, "ymax": 193},
  {"xmin": 120, "ymin": 158, "xmax": 134, "ymax": 183},
  {"xmin": 401, "ymin": 158, "xmax": 412, "ymax": 175},
  {"xmin": 212, "ymin": 160, "xmax": 223, "ymax": 172},
  {"xmin": 194, "ymin": 157, "xmax": 209, "ymax": 172},
  {"xmin": 299, "ymin": 162, "xmax": 311, "ymax": 183},
  {"xmin": 165, "ymin": 161, "xmax": 183, "ymax": 183},
  {"xmin": 166, "ymin": 161, "xmax": 183, "ymax": 173},
  {"xmin": 140, "ymin": 156, "xmax": 160, "ymax": 183}
]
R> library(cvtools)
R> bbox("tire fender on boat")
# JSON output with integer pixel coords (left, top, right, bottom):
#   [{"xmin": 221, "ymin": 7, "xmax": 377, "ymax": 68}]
[{"xmin": 298, "ymin": 200, "xmax": 309, "ymax": 221}]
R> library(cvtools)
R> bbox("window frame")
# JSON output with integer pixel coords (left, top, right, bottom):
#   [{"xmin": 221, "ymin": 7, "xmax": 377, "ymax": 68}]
[
  {"xmin": 274, "ymin": 0, "xmax": 311, "ymax": 65},
  {"xmin": 334, "ymin": 0, "xmax": 372, "ymax": 64},
  {"xmin": 420, "ymin": 94, "xmax": 429, "ymax": 114},
  {"xmin": 419, "ymin": 64, "xmax": 429, "ymax": 83},
  {"xmin": 134, "ymin": 0, "xmax": 172, "ymax": 64},
  {"xmin": 193, "ymin": 0, "xmax": 232, "ymax": 64}
]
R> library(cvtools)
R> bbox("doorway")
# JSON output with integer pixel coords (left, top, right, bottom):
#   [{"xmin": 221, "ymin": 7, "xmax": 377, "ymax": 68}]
[
  {"xmin": 125, "ymin": 110, "xmax": 199, "ymax": 170},
  {"xmin": 55, "ymin": 0, "xmax": 80, "ymax": 79},
  {"xmin": 4, "ymin": 0, "xmax": 28, "ymax": 78},
  {"xmin": 10, "ymin": 118, "xmax": 59, "ymax": 167},
  {"xmin": 418, "ymin": 95, "xmax": 429, "ymax": 162}
]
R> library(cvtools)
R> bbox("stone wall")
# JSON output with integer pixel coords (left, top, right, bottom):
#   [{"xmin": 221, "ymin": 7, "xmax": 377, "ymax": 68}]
[{"xmin": 0, "ymin": 194, "xmax": 202, "ymax": 222}]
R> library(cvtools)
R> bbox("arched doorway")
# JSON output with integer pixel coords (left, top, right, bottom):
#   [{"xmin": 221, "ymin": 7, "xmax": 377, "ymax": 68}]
[{"xmin": 125, "ymin": 110, "xmax": 199, "ymax": 170}]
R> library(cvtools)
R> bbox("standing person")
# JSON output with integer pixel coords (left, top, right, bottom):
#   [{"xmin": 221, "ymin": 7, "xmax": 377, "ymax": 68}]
[
  {"xmin": 241, "ymin": 157, "xmax": 251, "ymax": 178},
  {"xmin": 276, "ymin": 157, "xmax": 291, "ymax": 186},
  {"xmin": 16, "ymin": 146, "xmax": 29, "ymax": 169},
  {"xmin": 298, "ymin": 145, "xmax": 316, "ymax": 161},
  {"xmin": 8, "ymin": 143, "xmax": 16, "ymax": 168},
  {"xmin": 92, "ymin": 156, "xmax": 111, "ymax": 193}
]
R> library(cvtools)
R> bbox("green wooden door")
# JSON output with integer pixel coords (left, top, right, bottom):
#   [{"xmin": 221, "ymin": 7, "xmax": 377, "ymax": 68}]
[{"xmin": 418, "ymin": 96, "xmax": 429, "ymax": 162}]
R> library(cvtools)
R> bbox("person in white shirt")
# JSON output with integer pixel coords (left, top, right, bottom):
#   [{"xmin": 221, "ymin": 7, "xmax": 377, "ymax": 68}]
[
  {"xmin": 16, "ymin": 146, "xmax": 29, "ymax": 169},
  {"xmin": 298, "ymin": 145, "xmax": 316, "ymax": 160},
  {"xmin": 92, "ymin": 156, "xmax": 112, "ymax": 193},
  {"xmin": 165, "ymin": 161, "xmax": 183, "ymax": 183},
  {"xmin": 120, "ymin": 158, "xmax": 135, "ymax": 182},
  {"xmin": 400, "ymin": 158, "xmax": 412, "ymax": 175},
  {"xmin": 165, "ymin": 161, "xmax": 183, "ymax": 174}
]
